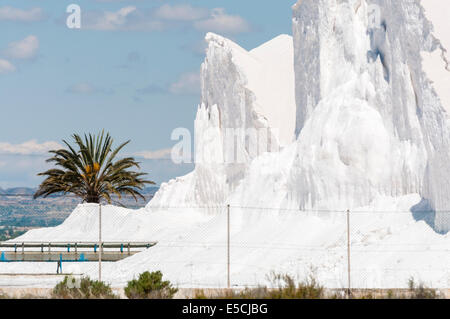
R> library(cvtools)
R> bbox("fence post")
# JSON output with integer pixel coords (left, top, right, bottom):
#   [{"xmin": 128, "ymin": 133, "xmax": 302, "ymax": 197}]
[
  {"xmin": 99, "ymin": 203, "xmax": 102, "ymax": 282},
  {"xmin": 347, "ymin": 209, "xmax": 351, "ymax": 298},
  {"xmin": 227, "ymin": 204, "xmax": 230, "ymax": 289}
]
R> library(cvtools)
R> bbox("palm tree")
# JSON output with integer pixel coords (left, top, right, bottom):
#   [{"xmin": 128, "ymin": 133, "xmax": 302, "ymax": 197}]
[{"xmin": 34, "ymin": 131, "xmax": 154, "ymax": 204}]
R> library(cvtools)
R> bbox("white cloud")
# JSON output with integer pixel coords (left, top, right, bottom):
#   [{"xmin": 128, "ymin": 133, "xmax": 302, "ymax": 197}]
[
  {"xmin": 95, "ymin": 0, "xmax": 143, "ymax": 2},
  {"xmin": 84, "ymin": 6, "xmax": 163, "ymax": 31},
  {"xmin": 82, "ymin": 6, "xmax": 250, "ymax": 35},
  {"xmin": 0, "ymin": 59, "xmax": 15, "ymax": 74},
  {"xmin": 134, "ymin": 148, "xmax": 172, "ymax": 160},
  {"xmin": 136, "ymin": 71, "xmax": 200, "ymax": 96},
  {"xmin": 67, "ymin": 83, "xmax": 97, "ymax": 95},
  {"xmin": 4, "ymin": 35, "xmax": 39, "ymax": 60},
  {"xmin": 169, "ymin": 71, "xmax": 200, "ymax": 95},
  {"xmin": 155, "ymin": 4, "xmax": 209, "ymax": 21},
  {"xmin": 180, "ymin": 40, "xmax": 209, "ymax": 56},
  {"xmin": 0, "ymin": 6, "xmax": 45, "ymax": 22},
  {"xmin": 67, "ymin": 82, "xmax": 113, "ymax": 95},
  {"xmin": 194, "ymin": 8, "xmax": 251, "ymax": 34},
  {"xmin": 88, "ymin": 6, "xmax": 136, "ymax": 31},
  {"xmin": 0, "ymin": 155, "xmax": 54, "ymax": 188},
  {"xmin": 0, "ymin": 140, "xmax": 62, "ymax": 155}
]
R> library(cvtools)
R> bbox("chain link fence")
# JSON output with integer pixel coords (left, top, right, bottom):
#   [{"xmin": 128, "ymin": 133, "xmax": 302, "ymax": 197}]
[{"xmin": 1, "ymin": 195, "xmax": 449, "ymax": 292}]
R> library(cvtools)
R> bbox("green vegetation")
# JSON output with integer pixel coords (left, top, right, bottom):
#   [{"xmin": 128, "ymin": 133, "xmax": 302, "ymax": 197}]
[
  {"xmin": 194, "ymin": 274, "xmax": 442, "ymax": 299},
  {"xmin": 0, "ymin": 293, "xmax": 45, "ymax": 299},
  {"xmin": 34, "ymin": 131, "xmax": 154, "ymax": 204},
  {"xmin": 384, "ymin": 278, "xmax": 441, "ymax": 299},
  {"xmin": 406, "ymin": 277, "xmax": 440, "ymax": 299},
  {"xmin": 0, "ymin": 216, "xmax": 65, "ymax": 228},
  {"xmin": 0, "ymin": 186, "xmax": 158, "ymax": 229},
  {"xmin": 1, "ymin": 273, "xmax": 443, "ymax": 300},
  {"xmin": 0, "ymin": 226, "xmax": 27, "ymax": 241},
  {"xmin": 195, "ymin": 274, "xmax": 325, "ymax": 299},
  {"xmin": 354, "ymin": 278, "xmax": 441, "ymax": 299},
  {"xmin": 268, "ymin": 273, "xmax": 324, "ymax": 299},
  {"xmin": 125, "ymin": 271, "xmax": 178, "ymax": 299},
  {"xmin": 52, "ymin": 276, "xmax": 117, "ymax": 299}
]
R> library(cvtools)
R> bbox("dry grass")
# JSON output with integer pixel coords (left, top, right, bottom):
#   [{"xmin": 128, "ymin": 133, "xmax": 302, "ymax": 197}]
[
  {"xmin": 193, "ymin": 275, "xmax": 443, "ymax": 299},
  {"xmin": 194, "ymin": 273, "xmax": 325, "ymax": 299}
]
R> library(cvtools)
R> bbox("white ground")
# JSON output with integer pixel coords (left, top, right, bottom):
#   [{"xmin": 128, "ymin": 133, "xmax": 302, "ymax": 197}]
[{"xmin": 1, "ymin": 196, "xmax": 449, "ymax": 289}]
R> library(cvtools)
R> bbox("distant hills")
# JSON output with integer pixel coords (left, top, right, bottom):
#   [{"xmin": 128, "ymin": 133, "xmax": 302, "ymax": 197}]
[
  {"xmin": 0, "ymin": 186, "xmax": 160, "ymax": 228},
  {"xmin": 0, "ymin": 186, "xmax": 159, "ymax": 197},
  {"xmin": 0, "ymin": 187, "xmax": 37, "ymax": 196}
]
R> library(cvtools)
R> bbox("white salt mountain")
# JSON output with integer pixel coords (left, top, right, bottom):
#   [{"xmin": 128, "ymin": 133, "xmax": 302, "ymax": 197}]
[
  {"xmin": 420, "ymin": 0, "xmax": 450, "ymax": 114},
  {"xmin": 153, "ymin": 0, "xmax": 450, "ymax": 232},
  {"xmin": 290, "ymin": 0, "xmax": 450, "ymax": 232},
  {"xmin": 149, "ymin": 32, "xmax": 296, "ymax": 209},
  {"xmin": 10, "ymin": 0, "xmax": 450, "ymax": 288}
]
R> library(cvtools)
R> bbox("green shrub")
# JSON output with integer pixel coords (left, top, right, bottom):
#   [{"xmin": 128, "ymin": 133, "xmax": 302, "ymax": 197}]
[
  {"xmin": 194, "ymin": 274, "xmax": 445, "ymax": 300},
  {"xmin": 346, "ymin": 278, "xmax": 441, "ymax": 299},
  {"xmin": 0, "ymin": 290, "xmax": 44, "ymax": 299},
  {"xmin": 194, "ymin": 273, "xmax": 325, "ymax": 299},
  {"xmin": 0, "ymin": 292, "xmax": 10, "ymax": 299},
  {"xmin": 407, "ymin": 278, "xmax": 440, "ymax": 299},
  {"xmin": 52, "ymin": 276, "xmax": 117, "ymax": 299},
  {"xmin": 267, "ymin": 273, "xmax": 324, "ymax": 299},
  {"xmin": 125, "ymin": 271, "xmax": 178, "ymax": 299},
  {"xmin": 194, "ymin": 288, "xmax": 268, "ymax": 299}
]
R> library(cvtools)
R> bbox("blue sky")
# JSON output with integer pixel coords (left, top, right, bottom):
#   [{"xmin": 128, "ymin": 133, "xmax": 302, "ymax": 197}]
[{"xmin": 0, "ymin": 0, "xmax": 295, "ymax": 188}]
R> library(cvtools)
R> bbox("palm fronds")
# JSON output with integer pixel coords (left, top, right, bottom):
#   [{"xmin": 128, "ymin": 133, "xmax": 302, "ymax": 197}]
[{"xmin": 34, "ymin": 131, "xmax": 154, "ymax": 204}]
